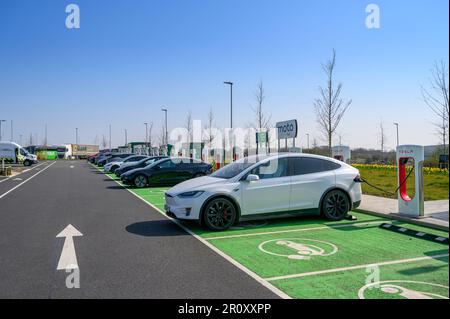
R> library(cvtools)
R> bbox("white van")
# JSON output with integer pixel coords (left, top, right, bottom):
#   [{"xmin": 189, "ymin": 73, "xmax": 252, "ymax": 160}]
[{"xmin": 0, "ymin": 142, "xmax": 38, "ymax": 166}]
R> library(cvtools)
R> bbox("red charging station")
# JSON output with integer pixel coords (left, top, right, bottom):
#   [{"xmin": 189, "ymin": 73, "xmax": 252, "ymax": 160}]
[{"xmin": 396, "ymin": 145, "xmax": 425, "ymax": 217}]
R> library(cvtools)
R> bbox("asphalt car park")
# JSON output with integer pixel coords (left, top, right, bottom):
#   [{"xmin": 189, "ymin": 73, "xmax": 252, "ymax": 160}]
[{"xmin": 98, "ymin": 164, "xmax": 449, "ymax": 299}]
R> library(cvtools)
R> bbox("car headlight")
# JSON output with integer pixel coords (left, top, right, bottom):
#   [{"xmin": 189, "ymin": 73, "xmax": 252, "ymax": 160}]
[{"xmin": 178, "ymin": 191, "xmax": 204, "ymax": 198}]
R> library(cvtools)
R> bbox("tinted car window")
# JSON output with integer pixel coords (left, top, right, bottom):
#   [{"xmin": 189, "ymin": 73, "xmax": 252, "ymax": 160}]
[
  {"xmin": 290, "ymin": 157, "xmax": 341, "ymax": 175},
  {"xmin": 250, "ymin": 157, "xmax": 289, "ymax": 179},
  {"xmin": 158, "ymin": 160, "xmax": 177, "ymax": 169}
]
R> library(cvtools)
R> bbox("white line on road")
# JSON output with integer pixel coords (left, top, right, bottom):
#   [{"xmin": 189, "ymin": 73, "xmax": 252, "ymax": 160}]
[
  {"xmin": 0, "ymin": 162, "xmax": 47, "ymax": 184},
  {"xmin": 0, "ymin": 162, "xmax": 56, "ymax": 200},
  {"xmin": 56, "ymin": 224, "xmax": 83, "ymax": 270},
  {"xmin": 265, "ymin": 253, "xmax": 450, "ymax": 282},
  {"xmin": 204, "ymin": 220, "xmax": 387, "ymax": 240}
]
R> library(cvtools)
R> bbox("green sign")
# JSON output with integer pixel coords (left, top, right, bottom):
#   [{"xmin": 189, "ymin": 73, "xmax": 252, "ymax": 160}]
[{"xmin": 256, "ymin": 132, "xmax": 268, "ymax": 144}]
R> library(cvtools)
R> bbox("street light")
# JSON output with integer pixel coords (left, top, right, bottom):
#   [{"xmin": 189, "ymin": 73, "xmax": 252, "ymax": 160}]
[
  {"xmin": 223, "ymin": 81, "xmax": 234, "ymax": 160},
  {"xmin": 144, "ymin": 122, "xmax": 148, "ymax": 145},
  {"xmin": 75, "ymin": 128, "xmax": 78, "ymax": 145},
  {"xmin": 223, "ymin": 82, "xmax": 233, "ymax": 129},
  {"xmin": 124, "ymin": 129, "xmax": 128, "ymax": 145},
  {"xmin": 0, "ymin": 120, "xmax": 6, "ymax": 141},
  {"xmin": 161, "ymin": 108, "xmax": 168, "ymax": 146},
  {"xmin": 306, "ymin": 133, "xmax": 310, "ymax": 150},
  {"xmin": 394, "ymin": 123, "xmax": 399, "ymax": 147}
]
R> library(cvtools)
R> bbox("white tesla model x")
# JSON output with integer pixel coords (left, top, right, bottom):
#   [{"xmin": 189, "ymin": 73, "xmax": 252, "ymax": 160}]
[{"xmin": 164, "ymin": 153, "xmax": 362, "ymax": 231}]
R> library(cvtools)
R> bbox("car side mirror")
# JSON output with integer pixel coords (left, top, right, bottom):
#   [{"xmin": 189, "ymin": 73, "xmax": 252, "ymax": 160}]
[{"xmin": 245, "ymin": 174, "xmax": 260, "ymax": 182}]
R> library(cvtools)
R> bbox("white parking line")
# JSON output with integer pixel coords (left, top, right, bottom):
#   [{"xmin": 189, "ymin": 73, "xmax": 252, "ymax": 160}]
[
  {"xmin": 204, "ymin": 220, "xmax": 387, "ymax": 240},
  {"xmin": 264, "ymin": 253, "xmax": 450, "ymax": 282},
  {"xmin": 0, "ymin": 162, "xmax": 56, "ymax": 200},
  {"xmin": 0, "ymin": 162, "xmax": 47, "ymax": 184},
  {"xmin": 97, "ymin": 164, "xmax": 291, "ymax": 299}
]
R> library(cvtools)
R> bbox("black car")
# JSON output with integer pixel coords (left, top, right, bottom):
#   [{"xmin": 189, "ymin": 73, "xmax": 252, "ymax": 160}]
[
  {"xmin": 121, "ymin": 157, "xmax": 212, "ymax": 188},
  {"xmin": 115, "ymin": 156, "xmax": 168, "ymax": 177}
]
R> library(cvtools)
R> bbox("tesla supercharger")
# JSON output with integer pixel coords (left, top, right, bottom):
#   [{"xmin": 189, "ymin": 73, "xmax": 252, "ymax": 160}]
[
  {"xmin": 332, "ymin": 146, "xmax": 351, "ymax": 163},
  {"xmin": 396, "ymin": 145, "xmax": 425, "ymax": 217}
]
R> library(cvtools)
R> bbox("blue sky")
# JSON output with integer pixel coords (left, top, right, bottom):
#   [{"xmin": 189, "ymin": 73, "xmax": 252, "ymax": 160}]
[{"xmin": 0, "ymin": 0, "xmax": 448, "ymax": 149}]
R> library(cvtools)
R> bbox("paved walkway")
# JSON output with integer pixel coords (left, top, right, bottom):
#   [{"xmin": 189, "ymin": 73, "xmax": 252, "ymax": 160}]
[{"xmin": 358, "ymin": 194, "xmax": 449, "ymax": 231}]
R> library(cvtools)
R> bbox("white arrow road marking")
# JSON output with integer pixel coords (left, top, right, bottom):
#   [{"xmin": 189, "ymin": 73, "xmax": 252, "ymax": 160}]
[
  {"xmin": 70, "ymin": 165, "xmax": 74, "ymax": 168},
  {"xmin": 13, "ymin": 178, "xmax": 23, "ymax": 181},
  {"xmin": 56, "ymin": 224, "xmax": 83, "ymax": 270}
]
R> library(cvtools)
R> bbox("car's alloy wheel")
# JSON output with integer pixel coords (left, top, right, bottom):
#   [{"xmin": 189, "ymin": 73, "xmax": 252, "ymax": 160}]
[
  {"xmin": 134, "ymin": 175, "xmax": 147, "ymax": 188},
  {"xmin": 322, "ymin": 190, "xmax": 349, "ymax": 221},
  {"xmin": 203, "ymin": 198, "xmax": 236, "ymax": 231},
  {"xmin": 23, "ymin": 160, "xmax": 31, "ymax": 167}
]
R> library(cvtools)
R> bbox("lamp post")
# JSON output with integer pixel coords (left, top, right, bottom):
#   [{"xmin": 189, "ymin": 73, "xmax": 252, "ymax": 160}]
[
  {"xmin": 223, "ymin": 81, "xmax": 234, "ymax": 160},
  {"xmin": 394, "ymin": 123, "xmax": 399, "ymax": 147},
  {"xmin": 75, "ymin": 128, "xmax": 78, "ymax": 145},
  {"xmin": 306, "ymin": 133, "xmax": 310, "ymax": 150},
  {"xmin": 161, "ymin": 108, "xmax": 168, "ymax": 146},
  {"xmin": 0, "ymin": 120, "xmax": 6, "ymax": 141},
  {"xmin": 144, "ymin": 122, "xmax": 148, "ymax": 145},
  {"xmin": 124, "ymin": 129, "xmax": 128, "ymax": 145}
]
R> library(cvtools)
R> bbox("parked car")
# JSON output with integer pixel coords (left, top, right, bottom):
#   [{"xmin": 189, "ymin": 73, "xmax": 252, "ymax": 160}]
[
  {"xmin": 121, "ymin": 157, "xmax": 212, "ymax": 188},
  {"xmin": 115, "ymin": 156, "xmax": 168, "ymax": 177},
  {"xmin": 0, "ymin": 141, "xmax": 38, "ymax": 166},
  {"xmin": 95, "ymin": 153, "xmax": 112, "ymax": 165},
  {"xmin": 164, "ymin": 153, "xmax": 362, "ymax": 231},
  {"xmin": 103, "ymin": 155, "xmax": 149, "ymax": 173},
  {"xmin": 98, "ymin": 153, "xmax": 133, "ymax": 166}
]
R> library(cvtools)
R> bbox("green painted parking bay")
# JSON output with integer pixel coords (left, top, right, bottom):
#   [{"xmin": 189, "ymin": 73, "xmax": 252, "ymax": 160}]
[
  {"xmin": 273, "ymin": 256, "xmax": 449, "ymax": 299},
  {"xmin": 203, "ymin": 222, "xmax": 448, "ymax": 278}
]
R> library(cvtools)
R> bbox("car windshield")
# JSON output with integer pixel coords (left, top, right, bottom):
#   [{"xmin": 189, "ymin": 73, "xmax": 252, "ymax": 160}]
[{"xmin": 210, "ymin": 162, "xmax": 253, "ymax": 179}]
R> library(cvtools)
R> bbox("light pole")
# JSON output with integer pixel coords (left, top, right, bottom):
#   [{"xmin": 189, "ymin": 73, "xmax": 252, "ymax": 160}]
[
  {"xmin": 306, "ymin": 133, "xmax": 310, "ymax": 150},
  {"xmin": 124, "ymin": 129, "xmax": 128, "ymax": 145},
  {"xmin": 0, "ymin": 120, "xmax": 6, "ymax": 141},
  {"xmin": 144, "ymin": 122, "xmax": 148, "ymax": 145},
  {"xmin": 394, "ymin": 123, "xmax": 399, "ymax": 147},
  {"xmin": 223, "ymin": 81, "xmax": 234, "ymax": 160},
  {"xmin": 75, "ymin": 128, "xmax": 79, "ymax": 145},
  {"xmin": 161, "ymin": 108, "xmax": 168, "ymax": 146},
  {"xmin": 109, "ymin": 124, "xmax": 112, "ymax": 151}
]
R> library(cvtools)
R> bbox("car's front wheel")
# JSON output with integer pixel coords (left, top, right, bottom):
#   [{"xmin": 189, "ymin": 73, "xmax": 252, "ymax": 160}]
[
  {"xmin": 321, "ymin": 189, "xmax": 350, "ymax": 221},
  {"xmin": 23, "ymin": 160, "xmax": 31, "ymax": 167},
  {"xmin": 202, "ymin": 197, "xmax": 237, "ymax": 231},
  {"xmin": 134, "ymin": 175, "xmax": 148, "ymax": 188}
]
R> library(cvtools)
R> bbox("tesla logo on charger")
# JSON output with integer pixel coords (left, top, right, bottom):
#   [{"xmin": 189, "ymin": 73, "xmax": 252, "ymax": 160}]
[
  {"xmin": 258, "ymin": 238, "xmax": 338, "ymax": 260},
  {"xmin": 358, "ymin": 281, "xmax": 448, "ymax": 299}
]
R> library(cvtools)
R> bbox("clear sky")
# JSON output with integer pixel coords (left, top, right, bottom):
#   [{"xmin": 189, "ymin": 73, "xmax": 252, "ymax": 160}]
[{"xmin": 0, "ymin": 0, "xmax": 448, "ymax": 150}]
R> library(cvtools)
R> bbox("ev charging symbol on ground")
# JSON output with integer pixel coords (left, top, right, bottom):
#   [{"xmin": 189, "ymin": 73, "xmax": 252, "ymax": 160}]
[
  {"xmin": 358, "ymin": 281, "xmax": 449, "ymax": 299},
  {"xmin": 258, "ymin": 238, "xmax": 338, "ymax": 260}
]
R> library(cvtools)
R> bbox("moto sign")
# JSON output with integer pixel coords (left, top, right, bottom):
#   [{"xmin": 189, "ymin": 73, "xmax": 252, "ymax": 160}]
[{"xmin": 276, "ymin": 120, "xmax": 298, "ymax": 139}]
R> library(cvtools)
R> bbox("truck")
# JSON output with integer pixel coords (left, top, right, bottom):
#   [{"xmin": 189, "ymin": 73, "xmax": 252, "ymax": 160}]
[
  {"xmin": 65, "ymin": 144, "xmax": 99, "ymax": 159},
  {"xmin": 0, "ymin": 141, "xmax": 38, "ymax": 166}
]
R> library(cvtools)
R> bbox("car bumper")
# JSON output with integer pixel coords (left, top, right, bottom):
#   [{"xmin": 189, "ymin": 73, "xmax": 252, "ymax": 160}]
[{"xmin": 164, "ymin": 194, "xmax": 203, "ymax": 221}]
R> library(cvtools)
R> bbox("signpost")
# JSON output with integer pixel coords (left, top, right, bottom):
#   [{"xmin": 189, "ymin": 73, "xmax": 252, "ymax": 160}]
[
  {"xmin": 276, "ymin": 119, "xmax": 298, "ymax": 152},
  {"xmin": 256, "ymin": 131, "xmax": 268, "ymax": 154}
]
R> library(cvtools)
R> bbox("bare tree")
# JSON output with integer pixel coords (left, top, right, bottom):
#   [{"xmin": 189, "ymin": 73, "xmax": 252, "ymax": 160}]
[
  {"xmin": 147, "ymin": 122, "xmax": 154, "ymax": 148},
  {"xmin": 314, "ymin": 49, "xmax": 352, "ymax": 156},
  {"xmin": 203, "ymin": 108, "xmax": 215, "ymax": 148},
  {"xmin": 185, "ymin": 110, "xmax": 193, "ymax": 147},
  {"xmin": 252, "ymin": 80, "xmax": 271, "ymax": 131},
  {"xmin": 378, "ymin": 120, "xmax": 387, "ymax": 153},
  {"xmin": 421, "ymin": 60, "xmax": 449, "ymax": 155},
  {"xmin": 251, "ymin": 80, "xmax": 271, "ymax": 153},
  {"xmin": 101, "ymin": 135, "xmax": 108, "ymax": 150}
]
